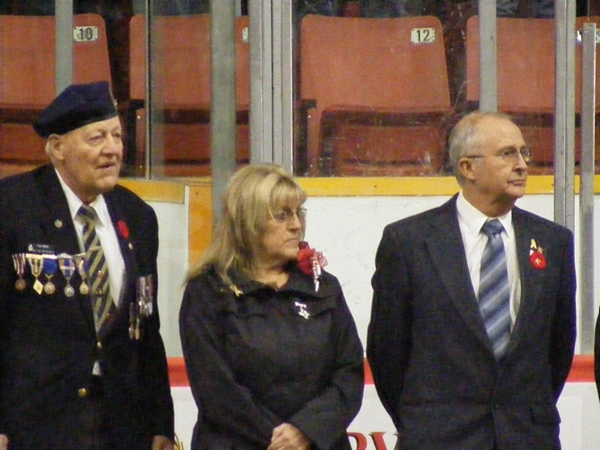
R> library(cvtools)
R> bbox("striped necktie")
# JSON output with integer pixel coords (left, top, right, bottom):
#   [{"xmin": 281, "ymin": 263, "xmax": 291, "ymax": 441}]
[
  {"xmin": 478, "ymin": 219, "xmax": 511, "ymax": 360},
  {"xmin": 78, "ymin": 205, "xmax": 115, "ymax": 333}
]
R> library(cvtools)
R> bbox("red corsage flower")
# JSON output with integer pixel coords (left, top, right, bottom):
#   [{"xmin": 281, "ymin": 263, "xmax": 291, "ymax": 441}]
[
  {"xmin": 117, "ymin": 220, "xmax": 130, "ymax": 240},
  {"xmin": 297, "ymin": 241, "xmax": 328, "ymax": 291},
  {"xmin": 529, "ymin": 250, "xmax": 547, "ymax": 270},
  {"xmin": 529, "ymin": 238, "xmax": 547, "ymax": 270}
]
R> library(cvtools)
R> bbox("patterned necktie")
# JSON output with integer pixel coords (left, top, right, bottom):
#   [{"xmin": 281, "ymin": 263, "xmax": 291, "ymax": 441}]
[
  {"xmin": 78, "ymin": 205, "xmax": 115, "ymax": 333},
  {"xmin": 478, "ymin": 219, "xmax": 511, "ymax": 360}
]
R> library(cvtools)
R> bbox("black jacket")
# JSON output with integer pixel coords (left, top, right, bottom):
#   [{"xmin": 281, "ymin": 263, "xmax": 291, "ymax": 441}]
[
  {"xmin": 180, "ymin": 265, "xmax": 364, "ymax": 450},
  {"xmin": 0, "ymin": 165, "xmax": 174, "ymax": 449},
  {"xmin": 367, "ymin": 196, "xmax": 576, "ymax": 450}
]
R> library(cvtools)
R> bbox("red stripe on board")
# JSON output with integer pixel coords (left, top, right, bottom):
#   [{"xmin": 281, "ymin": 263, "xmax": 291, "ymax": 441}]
[
  {"xmin": 168, "ymin": 357, "xmax": 188, "ymax": 387},
  {"xmin": 168, "ymin": 354, "xmax": 595, "ymax": 387},
  {"xmin": 566, "ymin": 354, "xmax": 594, "ymax": 382}
]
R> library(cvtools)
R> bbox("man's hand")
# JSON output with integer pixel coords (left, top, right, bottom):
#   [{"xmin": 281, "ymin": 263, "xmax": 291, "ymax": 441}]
[
  {"xmin": 151, "ymin": 435, "xmax": 174, "ymax": 450},
  {"xmin": 267, "ymin": 423, "xmax": 311, "ymax": 450},
  {"xmin": 0, "ymin": 434, "xmax": 8, "ymax": 450}
]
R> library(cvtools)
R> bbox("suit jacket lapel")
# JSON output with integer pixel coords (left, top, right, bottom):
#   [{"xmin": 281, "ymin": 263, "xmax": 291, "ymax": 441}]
[
  {"xmin": 426, "ymin": 197, "xmax": 493, "ymax": 352},
  {"xmin": 35, "ymin": 166, "xmax": 81, "ymax": 255},
  {"xmin": 100, "ymin": 192, "xmax": 137, "ymax": 338},
  {"xmin": 505, "ymin": 208, "xmax": 543, "ymax": 353},
  {"xmin": 34, "ymin": 166, "xmax": 96, "ymax": 333}
]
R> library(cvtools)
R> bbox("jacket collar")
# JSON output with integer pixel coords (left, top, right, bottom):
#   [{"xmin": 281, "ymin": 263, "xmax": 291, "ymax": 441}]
[
  {"xmin": 207, "ymin": 264, "xmax": 334, "ymax": 300},
  {"xmin": 425, "ymin": 195, "xmax": 493, "ymax": 352},
  {"xmin": 425, "ymin": 196, "xmax": 546, "ymax": 362}
]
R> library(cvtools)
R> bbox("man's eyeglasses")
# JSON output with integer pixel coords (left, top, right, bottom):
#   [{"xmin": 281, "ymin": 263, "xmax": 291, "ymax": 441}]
[
  {"xmin": 465, "ymin": 147, "xmax": 532, "ymax": 164},
  {"xmin": 272, "ymin": 207, "xmax": 307, "ymax": 223}
]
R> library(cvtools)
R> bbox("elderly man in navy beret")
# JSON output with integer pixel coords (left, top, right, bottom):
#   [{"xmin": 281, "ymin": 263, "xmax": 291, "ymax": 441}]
[{"xmin": 0, "ymin": 81, "xmax": 174, "ymax": 449}]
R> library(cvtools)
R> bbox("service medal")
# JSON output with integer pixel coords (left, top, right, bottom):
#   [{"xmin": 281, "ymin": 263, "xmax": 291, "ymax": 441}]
[
  {"xmin": 73, "ymin": 253, "xmax": 90, "ymax": 296},
  {"xmin": 15, "ymin": 278, "xmax": 27, "ymax": 291},
  {"xmin": 136, "ymin": 275, "xmax": 154, "ymax": 317},
  {"xmin": 42, "ymin": 256, "xmax": 58, "ymax": 295},
  {"xmin": 64, "ymin": 285, "xmax": 76, "ymax": 297},
  {"xmin": 12, "ymin": 253, "xmax": 27, "ymax": 291},
  {"xmin": 129, "ymin": 303, "xmax": 140, "ymax": 341},
  {"xmin": 58, "ymin": 253, "xmax": 76, "ymax": 297},
  {"xmin": 43, "ymin": 281, "xmax": 56, "ymax": 295},
  {"xmin": 79, "ymin": 283, "xmax": 90, "ymax": 296},
  {"xmin": 27, "ymin": 254, "xmax": 44, "ymax": 295}
]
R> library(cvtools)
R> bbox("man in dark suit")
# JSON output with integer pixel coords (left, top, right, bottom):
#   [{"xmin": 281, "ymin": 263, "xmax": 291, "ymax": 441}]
[
  {"xmin": 0, "ymin": 82, "xmax": 174, "ymax": 449},
  {"xmin": 367, "ymin": 111, "xmax": 576, "ymax": 449}
]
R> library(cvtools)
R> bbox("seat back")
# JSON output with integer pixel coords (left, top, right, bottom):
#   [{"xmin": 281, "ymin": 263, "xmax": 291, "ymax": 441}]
[
  {"xmin": 300, "ymin": 15, "xmax": 452, "ymax": 176},
  {"xmin": 466, "ymin": 16, "xmax": 600, "ymax": 172},
  {"xmin": 129, "ymin": 14, "xmax": 249, "ymax": 176},
  {"xmin": 466, "ymin": 17, "xmax": 556, "ymax": 113},
  {"xmin": 0, "ymin": 14, "xmax": 112, "ymax": 176}
]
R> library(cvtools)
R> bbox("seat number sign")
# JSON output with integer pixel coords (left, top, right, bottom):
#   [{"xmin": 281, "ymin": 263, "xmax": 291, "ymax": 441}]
[
  {"xmin": 73, "ymin": 26, "xmax": 99, "ymax": 42},
  {"xmin": 410, "ymin": 27, "xmax": 436, "ymax": 44}
]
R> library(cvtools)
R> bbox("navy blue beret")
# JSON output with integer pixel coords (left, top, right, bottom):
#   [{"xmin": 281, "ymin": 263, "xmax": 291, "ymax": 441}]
[{"xmin": 33, "ymin": 81, "xmax": 118, "ymax": 138}]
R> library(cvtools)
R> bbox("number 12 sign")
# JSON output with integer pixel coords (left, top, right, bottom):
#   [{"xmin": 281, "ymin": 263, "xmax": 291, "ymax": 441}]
[{"xmin": 410, "ymin": 27, "xmax": 436, "ymax": 44}]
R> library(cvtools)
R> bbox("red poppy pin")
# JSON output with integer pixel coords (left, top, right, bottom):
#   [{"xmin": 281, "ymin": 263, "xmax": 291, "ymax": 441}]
[
  {"xmin": 529, "ymin": 239, "xmax": 547, "ymax": 270},
  {"xmin": 297, "ymin": 241, "xmax": 328, "ymax": 292},
  {"xmin": 117, "ymin": 220, "xmax": 130, "ymax": 240}
]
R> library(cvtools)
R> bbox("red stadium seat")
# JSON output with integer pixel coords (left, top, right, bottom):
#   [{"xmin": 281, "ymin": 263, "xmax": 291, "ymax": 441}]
[
  {"xmin": 300, "ymin": 14, "xmax": 453, "ymax": 176},
  {"xmin": 466, "ymin": 16, "xmax": 600, "ymax": 174},
  {"xmin": 129, "ymin": 14, "xmax": 249, "ymax": 177},
  {"xmin": 0, "ymin": 14, "xmax": 112, "ymax": 177}
]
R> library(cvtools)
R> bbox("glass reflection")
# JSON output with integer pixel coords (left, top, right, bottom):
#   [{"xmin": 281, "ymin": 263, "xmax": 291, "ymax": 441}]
[
  {"xmin": 293, "ymin": 0, "xmax": 597, "ymax": 177},
  {"xmin": 0, "ymin": 1, "xmax": 598, "ymax": 179}
]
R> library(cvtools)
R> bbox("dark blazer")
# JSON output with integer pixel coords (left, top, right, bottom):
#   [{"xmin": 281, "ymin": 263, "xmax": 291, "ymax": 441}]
[
  {"xmin": 367, "ymin": 195, "xmax": 576, "ymax": 450},
  {"xmin": 0, "ymin": 165, "xmax": 174, "ymax": 449},
  {"xmin": 180, "ymin": 265, "xmax": 364, "ymax": 450}
]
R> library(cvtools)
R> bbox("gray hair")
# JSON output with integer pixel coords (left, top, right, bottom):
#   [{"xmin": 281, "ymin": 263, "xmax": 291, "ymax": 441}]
[{"xmin": 448, "ymin": 111, "xmax": 513, "ymax": 185}]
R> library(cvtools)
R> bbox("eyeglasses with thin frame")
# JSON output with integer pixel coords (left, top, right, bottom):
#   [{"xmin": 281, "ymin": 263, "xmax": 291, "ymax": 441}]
[
  {"xmin": 272, "ymin": 207, "xmax": 307, "ymax": 223},
  {"xmin": 464, "ymin": 147, "xmax": 532, "ymax": 164}
]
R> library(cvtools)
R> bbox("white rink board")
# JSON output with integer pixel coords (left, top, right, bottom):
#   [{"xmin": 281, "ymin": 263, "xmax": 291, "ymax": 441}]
[{"xmin": 171, "ymin": 382, "xmax": 600, "ymax": 450}]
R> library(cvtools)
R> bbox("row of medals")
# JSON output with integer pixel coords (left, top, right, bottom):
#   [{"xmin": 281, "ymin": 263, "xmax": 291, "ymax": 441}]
[{"xmin": 12, "ymin": 252, "xmax": 91, "ymax": 297}]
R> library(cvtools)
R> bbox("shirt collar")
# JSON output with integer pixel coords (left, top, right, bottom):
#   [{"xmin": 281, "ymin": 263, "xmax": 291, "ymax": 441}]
[
  {"xmin": 457, "ymin": 191, "xmax": 513, "ymax": 238},
  {"xmin": 55, "ymin": 168, "xmax": 108, "ymax": 226}
]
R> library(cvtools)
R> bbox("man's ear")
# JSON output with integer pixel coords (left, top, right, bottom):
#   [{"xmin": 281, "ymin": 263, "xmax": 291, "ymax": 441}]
[
  {"xmin": 47, "ymin": 134, "xmax": 64, "ymax": 161},
  {"xmin": 458, "ymin": 157, "xmax": 477, "ymax": 182}
]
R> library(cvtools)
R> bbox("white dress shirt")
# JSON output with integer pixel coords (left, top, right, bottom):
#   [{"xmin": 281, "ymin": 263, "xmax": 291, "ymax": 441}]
[
  {"xmin": 456, "ymin": 191, "xmax": 521, "ymax": 328},
  {"xmin": 55, "ymin": 169, "xmax": 125, "ymax": 305}
]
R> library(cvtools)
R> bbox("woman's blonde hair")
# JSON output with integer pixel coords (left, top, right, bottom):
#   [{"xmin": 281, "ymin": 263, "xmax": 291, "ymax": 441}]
[{"xmin": 186, "ymin": 164, "xmax": 307, "ymax": 284}]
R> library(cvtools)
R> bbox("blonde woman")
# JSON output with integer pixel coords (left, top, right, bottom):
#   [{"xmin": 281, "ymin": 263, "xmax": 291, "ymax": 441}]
[{"xmin": 180, "ymin": 164, "xmax": 363, "ymax": 450}]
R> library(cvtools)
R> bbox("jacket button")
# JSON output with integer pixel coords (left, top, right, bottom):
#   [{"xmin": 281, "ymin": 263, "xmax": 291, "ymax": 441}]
[
  {"xmin": 78, "ymin": 388, "xmax": 88, "ymax": 398},
  {"xmin": 96, "ymin": 341, "xmax": 102, "ymax": 350}
]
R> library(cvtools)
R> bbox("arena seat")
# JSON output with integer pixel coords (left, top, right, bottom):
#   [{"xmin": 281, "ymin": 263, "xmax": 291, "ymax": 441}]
[
  {"xmin": 129, "ymin": 14, "xmax": 249, "ymax": 177},
  {"xmin": 466, "ymin": 16, "xmax": 600, "ymax": 174},
  {"xmin": 0, "ymin": 14, "xmax": 112, "ymax": 178},
  {"xmin": 299, "ymin": 14, "xmax": 453, "ymax": 177}
]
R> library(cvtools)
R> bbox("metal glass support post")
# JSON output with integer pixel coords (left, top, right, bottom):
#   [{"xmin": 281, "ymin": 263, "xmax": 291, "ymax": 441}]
[
  {"xmin": 55, "ymin": 0, "xmax": 74, "ymax": 94},
  {"xmin": 579, "ymin": 23, "xmax": 596, "ymax": 353},
  {"xmin": 211, "ymin": 0, "xmax": 237, "ymax": 226},
  {"xmin": 248, "ymin": 0, "xmax": 292, "ymax": 172},
  {"xmin": 478, "ymin": 0, "xmax": 497, "ymax": 112},
  {"xmin": 554, "ymin": 0, "xmax": 576, "ymax": 231},
  {"xmin": 148, "ymin": 1, "xmax": 167, "ymax": 179},
  {"xmin": 271, "ymin": 0, "xmax": 294, "ymax": 171},
  {"xmin": 146, "ymin": 1, "xmax": 162, "ymax": 179},
  {"xmin": 249, "ymin": 0, "xmax": 274, "ymax": 164}
]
